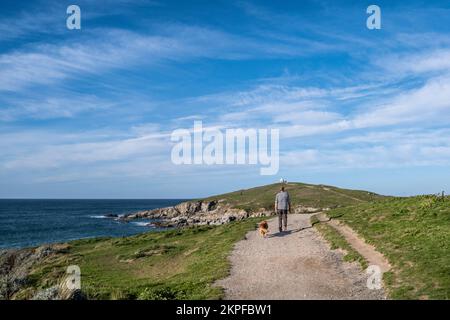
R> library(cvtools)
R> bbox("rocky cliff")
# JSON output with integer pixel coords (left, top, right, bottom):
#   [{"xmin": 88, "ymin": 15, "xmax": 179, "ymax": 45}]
[
  {"xmin": 119, "ymin": 199, "xmax": 324, "ymax": 227},
  {"xmin": 0, "ymin": 244, "xmax": 84, "ymax": 300}
]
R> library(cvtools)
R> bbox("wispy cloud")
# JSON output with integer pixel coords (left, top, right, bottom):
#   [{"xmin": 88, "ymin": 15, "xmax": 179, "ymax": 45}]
[
  {"xmin": 281, "ymin": 126, "xmax": 450, "ymax": 170},
  {"xmin": 1, "ymin": 0, "xmax": 450, "ymax": 196},
  {"xmin": 0, "ymin": 126, "xmax": 169, "ymax": 171},
  {"xmin": 0, "ymin": 23, "xmax": 330, "ymax": 93},
  {"xmin": 0, "ymin": 93, "xmax": 117, "ymax": 121}
]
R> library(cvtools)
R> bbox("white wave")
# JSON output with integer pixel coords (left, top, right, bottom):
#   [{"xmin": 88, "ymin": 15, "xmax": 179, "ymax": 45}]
[{"xmin": 132, "ymin": 221, "xmax": 150, "ymax": 227}]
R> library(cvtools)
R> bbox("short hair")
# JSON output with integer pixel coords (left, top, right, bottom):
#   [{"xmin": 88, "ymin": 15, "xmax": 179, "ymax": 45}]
[{"xmin": 281, "ymin": 186, "xmax": 285, "ymax": 191}]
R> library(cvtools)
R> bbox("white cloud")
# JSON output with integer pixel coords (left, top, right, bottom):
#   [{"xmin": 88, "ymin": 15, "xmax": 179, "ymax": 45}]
[
  {"xmin": 273, "ymin": 110, "xmax": 342, "ymax": 125},
  {"xmin": 353, "ymin": 75, "xmax": 450, "ymax": 129},
  {"xmin": 280, "ymin": 141, "xmax": 450, "ymax": 170},
  {"xmin": 375, "ymin": 49, "xmax": 450, "ymax": 76},
  {"xmin": 0, "ymin": 23, "xmax": 328, "ymax": 93},
  {"xmin": 0, "ymin": 94, "xmax": 116, "ymax": 121},
  {"xmin": 0, "ymin": 30, "xmax": 183, "ymax": 91},
  {"xmin": 1, "ymin": 130, "xmax": 169, "ymax": 170}
]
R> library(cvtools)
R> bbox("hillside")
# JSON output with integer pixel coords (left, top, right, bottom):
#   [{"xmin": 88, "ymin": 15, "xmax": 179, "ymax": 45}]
[
  {"xmin": 121, "ymin": 182, "xmax": 385, "ymax": 227},
  {"xmin": 203, "ymin": 182, "xmax": 384, "ymax": 211}
]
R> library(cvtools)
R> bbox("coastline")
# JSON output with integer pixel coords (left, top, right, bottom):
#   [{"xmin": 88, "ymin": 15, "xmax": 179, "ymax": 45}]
[
  {"xmin": 0, "ymin": 183, "xmax": 386, "ymax": 300},
  {"xmin": 0, "ymin": 194, "xmax": 325, "ymax": 300},
  {"xmin": 118, "ymin": 198, "xmax": 323, "ymax": 227},
  {"xmin": 0, "ymin": 199, "xmax": 187, "ymax": 250}
]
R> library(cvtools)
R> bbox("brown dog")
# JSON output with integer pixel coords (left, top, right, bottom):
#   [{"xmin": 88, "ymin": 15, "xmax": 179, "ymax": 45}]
[{"xmin": 258, "ymin": 220, "xmax": 269, "ymax": 237}]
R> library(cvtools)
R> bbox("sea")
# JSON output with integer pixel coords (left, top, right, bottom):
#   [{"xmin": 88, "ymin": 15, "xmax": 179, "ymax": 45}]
[{"xmin": 0, "ymin": 199, "xmax": 186, "ymax": 249}]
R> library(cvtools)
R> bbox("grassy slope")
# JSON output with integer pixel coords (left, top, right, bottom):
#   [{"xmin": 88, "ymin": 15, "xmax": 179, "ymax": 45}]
[
  {"xmin": 19, "ymin": 218, "xmax": 264, "ymax": 300},
  {"xmin": 203, "ymin": 182, "xmax": 384, "ymax": 211},
  {"xmin": 326, "ymin": 195, "xmax": 450, "ymax": 299}
]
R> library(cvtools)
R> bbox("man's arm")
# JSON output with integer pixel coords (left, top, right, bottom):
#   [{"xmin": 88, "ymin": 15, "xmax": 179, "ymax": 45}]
[{"xmin": 274, "ymin": 194, "xmax": 278, "ymax": 212}]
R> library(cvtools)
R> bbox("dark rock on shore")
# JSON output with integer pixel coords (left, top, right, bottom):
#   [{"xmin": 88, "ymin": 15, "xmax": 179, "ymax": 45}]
[
  {"xmin": 0, "ymin": 243, "xmax": 83, "ymax": 300},
  {"xmin": 104, "ymin": 213, "xmax": 118, "ymax": 218},
  {"xmin": 119, "ymin": 199, "xmax": 323, "ymax": 228}
]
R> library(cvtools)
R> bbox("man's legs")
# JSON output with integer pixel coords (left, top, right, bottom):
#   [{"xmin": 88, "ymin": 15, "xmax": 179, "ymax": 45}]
[
  {"xmin": 277, "ymin": 210, "xmax": 283, "ymax": 232},
  {"xmin": 284, "ymin": 210, "xmax": 287, "ymax": 231},
  {"xmin": 282, "ymin": 211, "xmax": 288, "ymax": 231},
  {"xmin": 278, "ymin": 210, "xmax": 288, "ymax": 232}
]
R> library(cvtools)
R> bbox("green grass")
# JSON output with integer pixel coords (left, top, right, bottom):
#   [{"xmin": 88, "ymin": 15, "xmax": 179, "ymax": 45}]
[
  {"xmin": 314, "ymin": 222, "xmax": 368, "ymax": 269},
  {"xmin": 202, "ymin": 182, "xmax": 384, "ymax": 212},
  {"xmin": 327, "ymin": 195, "xmax": 450, "ymax": 299},
  {"xmin": 19, "ymin": 218, "xmax": 264, "ymax": 300}
]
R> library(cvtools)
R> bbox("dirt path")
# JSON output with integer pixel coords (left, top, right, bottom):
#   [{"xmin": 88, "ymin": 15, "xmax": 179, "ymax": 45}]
[
  {"xmin": 328, "ymin": 221, "xmax": 391, "ymax": 272},
  {"xmin": 323, "ymin": 188, "xmax": 365, "ymax": 202},
  {"xmin": 217, "ymin": 214, "xmax": 386, "ymax": 300},
  {"xmin": 313, "ymin": 212, "xmax": 391, "ymax": 273},
  {"xmin": 304, "ymin": 185, "xmax": 365, "ymax": 202}
]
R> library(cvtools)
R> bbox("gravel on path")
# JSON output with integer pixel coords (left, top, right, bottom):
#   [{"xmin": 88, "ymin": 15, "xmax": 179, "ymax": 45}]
[{"xmin": 217, "ymin": 214, "xmax": 386, "ymax": 300}]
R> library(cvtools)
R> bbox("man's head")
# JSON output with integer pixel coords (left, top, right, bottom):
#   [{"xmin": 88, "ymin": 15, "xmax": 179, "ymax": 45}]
[{"xmin": 281, "ymin": 186, "xmax": 285, "ymax": 192}]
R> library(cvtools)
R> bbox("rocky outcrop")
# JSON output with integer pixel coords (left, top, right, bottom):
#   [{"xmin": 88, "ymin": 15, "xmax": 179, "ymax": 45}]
[
  {"xmin": 120, "ymin": 200, "xmax": 254, "ymax": 227},
  {"xmin": 119, "ymin": 199, "xmax": 324, "ymax": 227},
  {"xmin": 0, "ymin": 243, "xmax": 83, "ymax": 300},
  {"xmin": 31, "ymin": 285, "xmax": 85, "ymax": 300},
  {"xmin": 1, "ymin": 245, "xmax": 59, "ymax": 299}
]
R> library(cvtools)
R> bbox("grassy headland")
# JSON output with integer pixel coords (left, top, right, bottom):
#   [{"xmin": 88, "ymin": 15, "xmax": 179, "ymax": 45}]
[{"xmin": 203, "ymin": 182, "xmax": 384, "ymax": 211}]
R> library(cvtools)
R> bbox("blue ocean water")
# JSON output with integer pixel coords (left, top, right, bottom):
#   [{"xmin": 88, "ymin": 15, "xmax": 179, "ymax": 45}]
[{"xmin": 0, "ymin": 199, "xmax": 186, "ymax": 249}]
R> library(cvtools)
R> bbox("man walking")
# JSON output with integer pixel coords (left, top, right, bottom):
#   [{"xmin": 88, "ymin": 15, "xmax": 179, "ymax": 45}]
[{"xmin": 275, "ymin": 186, "xmax": 291, "ymax": 232}]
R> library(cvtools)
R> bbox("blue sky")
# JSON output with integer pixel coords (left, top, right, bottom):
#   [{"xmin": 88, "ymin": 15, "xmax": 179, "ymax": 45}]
[{"xmin": 1, "ymin": 0, "xmax": 450, "ymax": 198}]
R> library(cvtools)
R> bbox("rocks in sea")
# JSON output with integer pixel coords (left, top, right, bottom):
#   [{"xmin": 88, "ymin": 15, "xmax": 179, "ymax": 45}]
[
  {"xmin": 119, "ymin": 200, "xmax": 217, "ymax": 222},
  {"xmin": 147, "ymin": 221, "xmax": 165, "ymax": 228},
  {"xmin": 104, "ymin": 213, "xmax": 118, "ymax": 218},
  {"xmin": 118, "ymin": 199, "xmax": 324, "ymax": 228}
]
